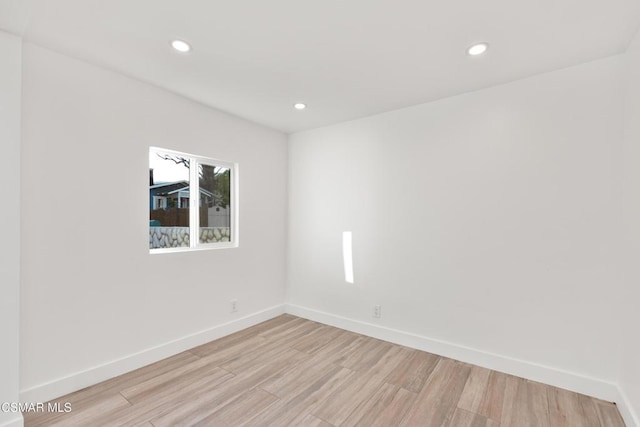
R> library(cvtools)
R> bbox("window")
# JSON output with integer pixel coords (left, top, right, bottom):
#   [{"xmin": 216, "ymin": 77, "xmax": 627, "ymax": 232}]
[
  {"xmin": 149, "ymin": 147, "xmax": 237, "ymax": 252},
  {"xmin": 154, "ymin": 197, "xmax": 166, "ymax": 210}
]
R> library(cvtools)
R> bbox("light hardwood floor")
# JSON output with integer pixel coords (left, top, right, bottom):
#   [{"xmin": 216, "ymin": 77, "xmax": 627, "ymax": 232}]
[{"xmin": 24, "ymin": 315, "xmax": 625, "ymax": 426}]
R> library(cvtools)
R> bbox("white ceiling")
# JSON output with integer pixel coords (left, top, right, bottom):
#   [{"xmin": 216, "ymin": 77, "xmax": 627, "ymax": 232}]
[{"xmin": 2, "ymin": 0, "xmax": 640, "ymax": 133}]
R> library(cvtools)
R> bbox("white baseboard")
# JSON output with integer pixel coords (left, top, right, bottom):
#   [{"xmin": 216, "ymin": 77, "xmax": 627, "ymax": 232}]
[
  {"xmin": 616, "ymin": 386, "xmax": 639, "ymax": 427},
  {"xmin": 285, "ymin": 303, "xmax": 620, "ymax": 404},
  {"xmin": 0, "ymin": 414, "xmax": 23, "ymax": 427},
  {"xmin": 20, "ymin": 304, "xmax": 285, "ymax": 403}
]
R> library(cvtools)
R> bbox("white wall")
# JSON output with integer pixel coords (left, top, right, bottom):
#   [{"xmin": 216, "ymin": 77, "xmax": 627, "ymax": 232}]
[
  {"xmin": 288, "ymin": 55, "xmax": 626, "ymax": 400},
  {"xmin": 620, "ymin": 27, "xmax": 640, "ymax": 425},
  {"xmin": 0, "ymin": 31, "xmax": 23, "ymax": 427},
  {"xmin": 20, "ymin": 44, "xmax": 288, "ymax": 401}
]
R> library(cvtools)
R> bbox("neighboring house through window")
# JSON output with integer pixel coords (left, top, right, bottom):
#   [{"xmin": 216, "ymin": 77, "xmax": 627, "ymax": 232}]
[{"xmin": 149, "ymin": 147, "xmax": 237, "ymax": 252}]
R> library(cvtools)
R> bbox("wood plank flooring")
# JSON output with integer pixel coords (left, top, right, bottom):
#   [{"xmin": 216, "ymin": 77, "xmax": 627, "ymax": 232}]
[{"xmin": 24, "ymin": 315, "xmax": 626, "ymax": 426}]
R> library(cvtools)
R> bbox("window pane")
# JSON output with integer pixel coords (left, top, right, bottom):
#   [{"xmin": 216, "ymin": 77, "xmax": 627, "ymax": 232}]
[
  {"xmin": 199, "ymin": 164, "xmax": 231, "ymax": 244},
  {"xmin": 149, "ymin": 151, "xmax": 190, "ymax": 249}
]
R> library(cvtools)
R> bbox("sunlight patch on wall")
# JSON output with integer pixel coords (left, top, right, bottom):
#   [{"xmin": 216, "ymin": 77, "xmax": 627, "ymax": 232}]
[{"xmin": 343, "ymin": 231, "xmax": 354, "ymax": 284}]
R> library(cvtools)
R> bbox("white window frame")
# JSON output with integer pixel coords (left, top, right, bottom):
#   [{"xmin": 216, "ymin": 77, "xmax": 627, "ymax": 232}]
[
  {"xmin": 150, "ymin": 147, "xmax": 239, "ymax": 254},
  {"xmin": 153, "ymin": 196, "xmax": 167, "ymax": 210}
]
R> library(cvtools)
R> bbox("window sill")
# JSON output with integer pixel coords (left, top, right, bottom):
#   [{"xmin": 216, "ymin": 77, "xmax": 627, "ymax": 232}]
[{"xmin": 149, "ymin": 242, "xmax": 238, "ymax": 254}]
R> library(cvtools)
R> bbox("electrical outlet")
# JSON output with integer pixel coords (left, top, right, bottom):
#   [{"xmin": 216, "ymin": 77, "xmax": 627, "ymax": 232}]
[
  {"xmin": 373, "ymin": 305, "xmax": 382, "ymax": 318},
  {"xmin": 231, "ymin": 299, "xmax": 238, "ymax": 313}
]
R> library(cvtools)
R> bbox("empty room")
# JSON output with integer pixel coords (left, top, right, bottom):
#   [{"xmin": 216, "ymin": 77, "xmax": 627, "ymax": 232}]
[{"xmin": 1, "ymin": 0, "xmax": 639, "ymax": 426}]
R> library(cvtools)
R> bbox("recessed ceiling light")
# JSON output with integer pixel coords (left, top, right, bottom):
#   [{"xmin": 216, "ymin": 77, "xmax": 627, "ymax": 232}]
[
  {"xmin": 171, "ymin": 40, "xmax": 191, "ymax": 53},
  {"xmin": 294, "ymin": 103, "xmax": 307, "ymax": 110},
  {"xmin": 467, "ymin": 42, "xmax": 489, "ymax": 56}
]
